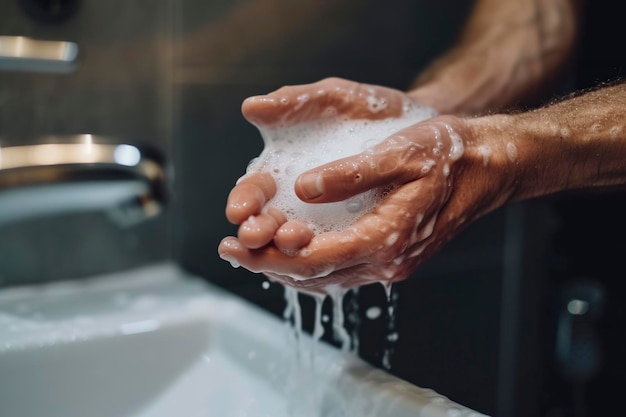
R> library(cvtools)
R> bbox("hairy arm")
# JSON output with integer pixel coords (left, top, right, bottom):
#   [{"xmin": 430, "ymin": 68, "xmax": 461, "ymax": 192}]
[
  {"xmin": 486, "ymin": 81, "xmax": 626, "ymax": 201},
  {"xmin": 409, "ymin": 0, "xmax": 582, "ymax": 115},
  {"xmin": 219, "ymin": 79, "xmax": 626, "ymax": 290}
]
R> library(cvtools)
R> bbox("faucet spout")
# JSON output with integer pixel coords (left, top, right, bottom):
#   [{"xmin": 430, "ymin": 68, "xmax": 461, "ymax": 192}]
[{"xmin": 0, "ymin": 136, "xmax": 168, "ymax": 227}]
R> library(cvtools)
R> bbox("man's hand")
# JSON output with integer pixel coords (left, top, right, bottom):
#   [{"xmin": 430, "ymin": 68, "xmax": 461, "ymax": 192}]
[{"xmin": 218, "ymin": 78, "xmax": 517, "ymax": 291}]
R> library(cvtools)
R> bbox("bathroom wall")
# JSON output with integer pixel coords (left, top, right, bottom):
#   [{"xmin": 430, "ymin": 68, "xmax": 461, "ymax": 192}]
[{"xmin": 0, "ymin": 0, "xmax": 174, "ymax": 285}]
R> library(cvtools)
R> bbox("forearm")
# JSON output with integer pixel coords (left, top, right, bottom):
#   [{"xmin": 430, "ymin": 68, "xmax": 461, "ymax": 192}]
[
  {"xmin": 409, "ymin": 0, "xmax": 581, "ymax": 115},
  {"xmin": 471, "ymin": 81, "xmax": 626, "ymax": 203}
]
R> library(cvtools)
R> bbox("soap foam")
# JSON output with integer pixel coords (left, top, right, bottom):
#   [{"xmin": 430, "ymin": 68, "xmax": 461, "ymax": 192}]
[{"xmin": 246, "ymin": 101, "xmax": 437, "ymax": 234}]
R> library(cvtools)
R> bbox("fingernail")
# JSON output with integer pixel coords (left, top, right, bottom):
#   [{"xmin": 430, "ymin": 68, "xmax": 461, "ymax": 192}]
[{"xmin": 297, "ymin": 173, "xmax": 324, "ymax": 199}]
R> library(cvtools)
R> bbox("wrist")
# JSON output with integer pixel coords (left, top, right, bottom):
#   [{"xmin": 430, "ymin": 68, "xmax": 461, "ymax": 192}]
[
  {"xmin": 462, "ymin": 115, "xmax": 529, "ymax": 210},
  {"xmin": 513, "ymin": 89, "xmax": 626, "ymax": 196},
  {"xmin": 466, "ymin": 111, "xmax": 603, "ymax": 206},
  {"xmin": 469, "ymin": 83, "xmax": 626, "ymax": 204}
]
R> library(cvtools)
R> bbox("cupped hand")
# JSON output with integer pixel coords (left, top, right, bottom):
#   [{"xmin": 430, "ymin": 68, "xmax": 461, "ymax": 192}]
[
  {"xmin": 223, "ymin": 77, "xmax": 419, "ymax": 253},
  {"xmin": 219, "ymin": 78, "xmax": 514, "ymax": 291}
]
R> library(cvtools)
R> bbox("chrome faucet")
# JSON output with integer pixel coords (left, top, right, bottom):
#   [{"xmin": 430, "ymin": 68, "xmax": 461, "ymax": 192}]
[
  {"xmin": 0, "ymin": 36, "xmax": 79, "ymax": 73},
  {"xmin": 0, "ymin": 135, "xmax": 169, "ymax": 227}
]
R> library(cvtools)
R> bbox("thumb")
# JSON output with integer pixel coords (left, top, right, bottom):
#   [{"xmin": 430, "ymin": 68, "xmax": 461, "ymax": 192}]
[
  {"xmin": 294, "ymin": 123, "xmax": 443, "ymax": 203},
  {"xmin": 294, "ymin": 150, "xmax": 406, "ymax": 203}
]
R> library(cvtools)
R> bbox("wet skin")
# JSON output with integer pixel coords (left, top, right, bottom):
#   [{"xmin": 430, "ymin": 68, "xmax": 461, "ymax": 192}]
[
  {"xmin": 218, "ymin": 78, "xmax": 514, "ymax": 292},
  {"xmin": 213, "ymin": 0, "xmax": 583, "ymax": 292},
  {"xmin": 217, "ymin": 1, "xmax": 626, "ymax": 293}
]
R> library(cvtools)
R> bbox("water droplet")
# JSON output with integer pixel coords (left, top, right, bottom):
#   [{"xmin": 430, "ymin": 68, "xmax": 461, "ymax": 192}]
[
  {"xmin": 365, "ymin": 306, "xmax": 382, "ymax": 320},
  {"xmin": 387, "ymin": 332, "xmax": 399, "ymax": 342}
]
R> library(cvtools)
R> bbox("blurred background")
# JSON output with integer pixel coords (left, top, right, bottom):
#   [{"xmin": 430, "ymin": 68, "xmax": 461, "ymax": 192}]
[{"xmin": 0, "ymin": 1, "xmax": 624, "ymax": 417}]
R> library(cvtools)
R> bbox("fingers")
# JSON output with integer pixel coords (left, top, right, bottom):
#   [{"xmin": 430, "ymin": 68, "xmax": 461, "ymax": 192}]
[
  {"xmin": 295, "ymin": 124, "xmax": 439, "ymax": 203},
  {"xmin": 274, "ymin": 221, "xmax": 315, "ymax": 252},
  {"xmin": 226, "ymin": 172, "xmax": 316, "ymax": 252},
  {"xmin": 239, "ymin": 215, "xmax": 314, "ymax": 252},
  {"xmin": 241, "ymin": 77, "xmax": 405, "ymax": 128},
  {"xmin": 294, "ymin": 156, "xmax": 400, "ymax": 203},
  {"xmin": 219, "ymin": 180, "xmax": 440, "ymax": 282},
  {"xmin": 238, "ymin": 212, "xmax": 282, "ymax": 249},
  {"xmin": 218, "ymin": 233, "xmax": 358, "ymax": 280},
  {"xmin": 225, "ymin": 172, "xmax": 277, "ymax": 224}
]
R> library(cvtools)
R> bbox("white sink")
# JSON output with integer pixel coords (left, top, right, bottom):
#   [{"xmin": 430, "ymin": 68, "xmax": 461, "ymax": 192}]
[{"xmin": 0, "ymin": 263, "xmax": 489, "ymax": 417}]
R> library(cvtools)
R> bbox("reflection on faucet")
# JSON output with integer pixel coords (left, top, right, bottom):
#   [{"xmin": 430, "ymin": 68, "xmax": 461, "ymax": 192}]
[
  {"xmin": 0, "ymin": 135, "xmax": 168, "ymax": 228},
  {"xmin": 0, "ymin": 36, "xmax": 79, "ymax": 73}
]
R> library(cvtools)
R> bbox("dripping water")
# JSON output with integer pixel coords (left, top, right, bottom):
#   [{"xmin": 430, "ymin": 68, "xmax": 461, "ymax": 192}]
[{"xmin": 381, "ymin": 282, "xmax": 399, "ymax": 370}]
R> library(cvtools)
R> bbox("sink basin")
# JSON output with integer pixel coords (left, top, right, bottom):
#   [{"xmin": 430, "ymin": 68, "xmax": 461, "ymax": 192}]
[{"xmin": 0, "ymin": 263, "xmax": 489, "ymax": 417}]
